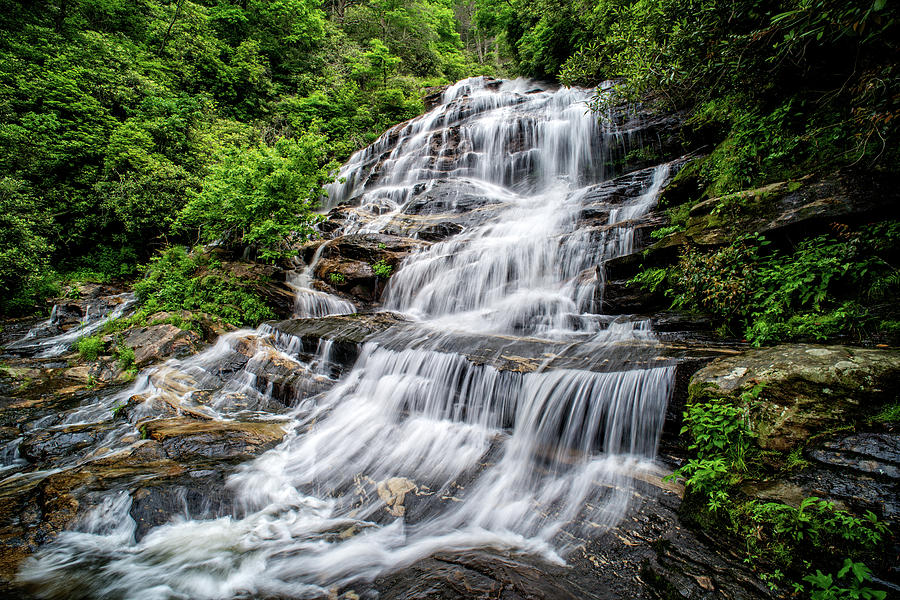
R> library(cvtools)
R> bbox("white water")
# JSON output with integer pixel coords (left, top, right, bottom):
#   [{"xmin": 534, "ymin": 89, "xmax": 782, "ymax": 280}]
[
  {"xmin": 287, "ymin": 244, "xmax": 356, "ymax": 318},
  {"xmin": 7, "ymin": 292, "xmax": 136, "ymax": 358},
  {"xmin": 20, "ymin": 78, "xmax": 678, "ymax": 598}
]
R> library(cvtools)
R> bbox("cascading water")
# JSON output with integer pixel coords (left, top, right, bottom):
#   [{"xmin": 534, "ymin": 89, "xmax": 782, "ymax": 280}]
[
  {"xmin": 287, "ymin": 244, "xmax": 356, "ymax": 318},
  {"xmin": 7, "ymin": 293, "xmax": 137, "ymax": 358},
  {"xmin": 20, "ymin": 77, "xmax": 681, "ymax": 599}
]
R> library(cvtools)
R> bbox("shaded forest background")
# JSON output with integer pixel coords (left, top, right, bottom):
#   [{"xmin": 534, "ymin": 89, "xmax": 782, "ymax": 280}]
[{"xmin": 1, "ymin": 0, "xmax": 897, "ymax": 318}]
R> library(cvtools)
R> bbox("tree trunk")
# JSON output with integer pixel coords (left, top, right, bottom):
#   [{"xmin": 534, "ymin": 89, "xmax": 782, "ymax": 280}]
[{"xmin": 160, "ymin": 0, "xmax": 184, "ymax": 50}]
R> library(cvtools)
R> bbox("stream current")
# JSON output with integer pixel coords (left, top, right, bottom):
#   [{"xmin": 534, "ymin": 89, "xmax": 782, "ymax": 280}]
[{"xmin": 20, "ymin": 77, "xmax": 680, "ymax": 598}]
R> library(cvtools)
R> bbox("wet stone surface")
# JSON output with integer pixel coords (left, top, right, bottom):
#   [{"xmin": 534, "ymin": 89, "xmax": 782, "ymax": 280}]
[{"xmin": 368, "ymin": 481, "xmax": 771, "ymax": 600}]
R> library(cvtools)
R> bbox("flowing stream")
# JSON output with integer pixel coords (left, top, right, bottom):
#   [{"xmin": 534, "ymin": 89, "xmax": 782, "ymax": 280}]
[{"xmin": 19, "ymin": 77, "xmax": 680, "ymax": 599}]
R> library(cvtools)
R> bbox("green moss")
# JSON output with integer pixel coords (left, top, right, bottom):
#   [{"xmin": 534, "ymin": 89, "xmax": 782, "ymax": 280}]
[
  {"xmin": 871, "ymin": 402, "xmax": 900, "ymax": 424},
  {"xmin": 133, "ymin": 247, "xmax": 274, "ymax": 328}
]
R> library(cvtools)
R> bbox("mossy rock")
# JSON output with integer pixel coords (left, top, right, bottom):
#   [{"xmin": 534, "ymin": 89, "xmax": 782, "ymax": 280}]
[
  {"xmin": 688, "ymin": 344, "xmax": 900, "ymax": 451},
  {"xmin": 652, "ymin": 170, "xmax": 897, "ymax": 251}
]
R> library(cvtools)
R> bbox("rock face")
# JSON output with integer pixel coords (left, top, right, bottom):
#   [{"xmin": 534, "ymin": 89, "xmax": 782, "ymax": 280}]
[
  {"xmin": 792, "ymin": 430, "xmax": 900, "ymax": 524},
  {"xmin": 655, "ymin": 170, "xmax": 900, "ymax": 250},
  {"xmin": 691, "ymin": 342, "xmax": 900, "ymax": 563},
  {"xmin": 214, "ymin": 254, "xmax": 298, "ymax": 319},
  {"xmin": 689, "ymin": 344, "xmax": 900, "ymax": 451},
  {"xmin": 269, "ymin": 312, "xmax": 742, "ymax": 379},
  {"xmin": 141, "ymin": 417, "xmax": 287, "ymax": 461},
  {"xmin": 313, "ymin": 233, "xmax": 429, "ymax": 304},
  {"xmin": 123, "ymin": 324, "xmax": 203, "ymax": 366},
  {"xmin": 599, "ymin": 169, "xmax": 900, "ymax": 319},
  {"xmin": 370, "ymin": 475, "xmax": 771, "ymax": 600}
]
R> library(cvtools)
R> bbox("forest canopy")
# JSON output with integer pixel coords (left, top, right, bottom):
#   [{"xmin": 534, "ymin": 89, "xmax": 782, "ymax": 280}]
[{"xmin": 0, "ymin": 0, "xmax": 490, "ymax": 313}]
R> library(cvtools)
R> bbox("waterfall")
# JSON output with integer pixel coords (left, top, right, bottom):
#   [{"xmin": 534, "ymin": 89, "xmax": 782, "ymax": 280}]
[
  {"xmin": 20, "ymin": 77, "xmax": 679, "ymax": 599},
  {"xmin": 7, "ymin": 292, "xmax": 137, "ymax": 358}
]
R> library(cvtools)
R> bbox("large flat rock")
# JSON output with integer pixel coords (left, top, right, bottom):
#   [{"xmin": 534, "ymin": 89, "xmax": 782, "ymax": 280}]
[{"xmin": 690, "ymin": 344, "xmax": 900, "ymax": 451}]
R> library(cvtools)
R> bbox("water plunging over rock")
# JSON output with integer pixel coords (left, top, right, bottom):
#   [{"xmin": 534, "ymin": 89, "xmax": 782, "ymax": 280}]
[{"xmin": 8, "ymin": 78, "xmax": 767, "ymax": 599}]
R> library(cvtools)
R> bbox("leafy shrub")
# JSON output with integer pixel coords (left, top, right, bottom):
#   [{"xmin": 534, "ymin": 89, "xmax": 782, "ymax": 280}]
[
  {"xmin": 670, "ymin": 385, "xmax": 760, "ymax": 511},
  {"xmin": 372, "ymin": 259, "xmax": 393, "ymax": 278},
  {"xmin": 114, "ymin": 342, "xmax": 135, "ymax": 372},
  {"xmin": 649, "ymin": 225, "xmax": 683, "ymax": 240},
  {"xmin": 736, "ymin": 498, "xmax": 888, "ymax": 571},
  {"xmin": 59, "ymin": 246, "xmax": 142, "ymax": 283},
  {"xmin": 134, "ymin": 247, "xmax": 274, "ymax": 327},
  {"xmin": 670, "ymin": 233, "xmax": 765, "ymax": 328},
  {"xmin": 328, "ymin": 272, "xmax": 346, "ymax": 284},
  {"xmin": 804, "ymin": 559, "xmax": 887, "ymax": 600},
  {"xmin": 178, "ymin": 133, "xmax": 335, "ymax": 263},
  {"xmin": 76, "ymin": 336, "xmax": 104, "ymax": 361},
  {"xmin": 651, "ymin": 221, "xmax": 900, "ymax": 344},
  {"xmin": 0, "ymin": 177, "xmax": 57, "ymax": 315}
]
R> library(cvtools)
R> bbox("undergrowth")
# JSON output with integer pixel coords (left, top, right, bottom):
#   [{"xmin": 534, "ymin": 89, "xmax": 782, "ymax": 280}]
[
  {"xmin": 668, "ymin": 385, "xmax": 890, "ymax": 597},
  {"xmin": 132, "ymin": 246, "xmax": 274, "ymax": 328},
  {"xmin": 633, "ymin": 221, "xmax": 900, "ymax": 345}
]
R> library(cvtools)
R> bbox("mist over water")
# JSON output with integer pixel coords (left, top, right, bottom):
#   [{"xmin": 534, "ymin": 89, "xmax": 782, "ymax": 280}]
[{"xmin": 20, "ymin": 77, "xmax": 679, "ymax": 599}]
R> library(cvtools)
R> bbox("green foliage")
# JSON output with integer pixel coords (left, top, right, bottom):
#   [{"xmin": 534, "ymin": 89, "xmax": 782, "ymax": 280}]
[
  {"xmin": 477, "ymin": 0, "xmax": 899, "ymax": 196},
  {"xmin": 649, "ymin": 225, "xmax": 682, "ymax": 240},
  {"xmin": 629, "ymin": 267, "xmax": 668, "ymax": 294},
  {"xmin": 871, "ymin": 402, "xmax": 900, "ymax": 424},
  {"xmin": 0, "ymin": 177, "xmax": 57, "ymax": 315},
  {"xmin": 669, "ymin": 385, "xmax": 760, "ymax": 510},
  {"xmin": 178, "ymin": 134, "xmax": 334, "ymax": 262},
  {"xmin": 134, "ymin": 246, "xmax": 274, "ymax": 327},
  {"xmin": 372, "ymin": 259, "xmax": 393, "ymax": 278},
  {"xmin": 0, "ymin": 0, "xmax": 484, "ymax": 316},
  {"xmin": 804, "ymin": 559, "xmax": 887, "ymax": 600},
  {"xmin": 328, "ymin": 272, "xmax": 346, "ymax": 284},
  {"xmin": 672, "ymin": 385, "xmax": 890, "ymax": 593},
  {"xmin": 682, "ymin": 388, "xmax": 757, "ymax": 470},
  {"xmin": 736, "ymin": 499, "xmax": 888, "ymax": 571},
  {"xmin": 60, "ymin": 246, "xmax": 142, "ymax": 283},
  {"xmin": 76, "ymin": 335, "xmax": 105, "ymax": 362},
  {"xmin": 351, "ymin": 38, "xmax": 403, "ymax": 87},
  {"xmin": 114, "ymin": 340, "xmax": 136, "ymax": 372},
  {"xmin": 670, "ymin": 233, "xmax": 765, "ymax": 328},
  {"xmin": 660, "ymin": 222, "xmax": 900, "ymax": 345}
]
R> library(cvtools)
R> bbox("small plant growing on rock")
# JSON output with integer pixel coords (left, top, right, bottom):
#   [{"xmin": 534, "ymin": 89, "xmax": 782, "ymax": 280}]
[
  {"xmin": 372, "ymin": 259, "xmax": 392, "ymax": 278},
  {"xmin": 803, "ymin": 559, "xmax": 886, "ymax": 600},
  {"xmin": 64, "ymin": 284, "xmax": 82, "ymax": 299},
  {"xmin": 76, "ymin": 335, "xmax": 104, "ymax": 361},
  {"xmin": 329, "ymin": 272, "xmax": 346, "ymax": 284},
  {"xmin": 111, "ymin": 402, "xmax": 126, "ymax": 418},
  {"xmin": 114, "ymin": 339, "xmax": 135, "ymax": 372}
]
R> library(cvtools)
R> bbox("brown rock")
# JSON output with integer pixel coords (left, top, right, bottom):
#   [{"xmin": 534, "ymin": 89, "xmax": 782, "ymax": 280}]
[
  {"xmin": 141, "ymin": 417, "xmax": 287, "ymax": 461},
  {"xmin": 122, "ymin": 324, "xmax": 202, "ymax": 366},
  {"xmin": 689, "ymin": 344, "xmax": 900, "ymax": 451}
]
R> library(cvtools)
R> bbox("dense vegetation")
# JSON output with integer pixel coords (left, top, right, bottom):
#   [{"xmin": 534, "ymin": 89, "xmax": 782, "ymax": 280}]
[
  {"xmin": 0, "ymin": 0, "xmax": 493, "ymax": 315},
  {"xmin": 478, "ymin": 0, "xmax": 898, "ymax": 191}
]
